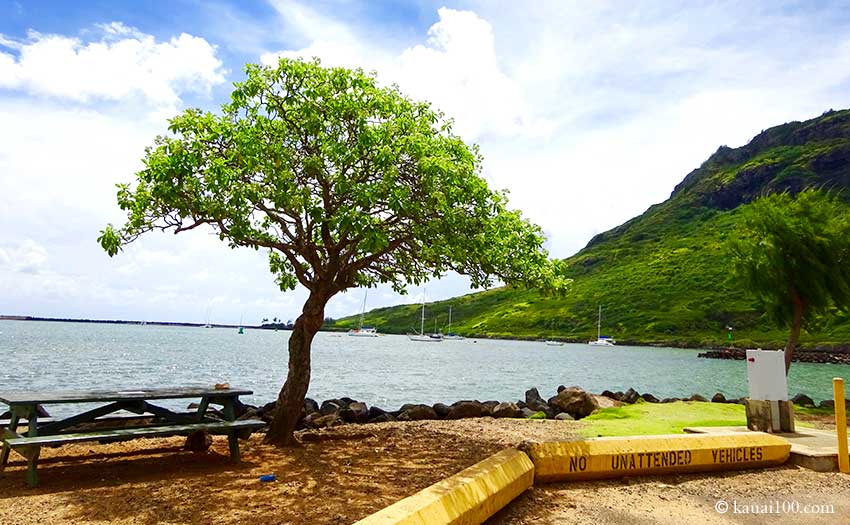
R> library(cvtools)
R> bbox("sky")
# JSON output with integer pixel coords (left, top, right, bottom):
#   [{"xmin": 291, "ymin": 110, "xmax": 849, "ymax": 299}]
[{"xmin": 2, "ymin": 0, "xmax": 850, "ymax": 326}]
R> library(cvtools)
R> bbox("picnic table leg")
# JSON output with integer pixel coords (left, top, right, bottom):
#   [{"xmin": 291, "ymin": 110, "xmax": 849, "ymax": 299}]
[
  {"xmin": 26, "ymin": 406, "xmax": 40, "ymax": 487},
  {"xmin": 222, "ymin": 398, "xmax": 240, "ymax": 463},
  {"xmin": 0, "ymin": 410, "xmax": 20, "ymax": 471}
]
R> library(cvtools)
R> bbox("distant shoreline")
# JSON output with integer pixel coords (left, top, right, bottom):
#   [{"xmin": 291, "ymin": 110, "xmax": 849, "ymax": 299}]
[{"xmin": 0, "ymin": 315, "xmax": 252, "ymax": 330}]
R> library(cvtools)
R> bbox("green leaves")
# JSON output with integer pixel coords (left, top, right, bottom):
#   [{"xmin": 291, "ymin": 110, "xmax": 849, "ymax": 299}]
[
  {"xmin": 100, "ymin": 57, "xmax": 564, "ymax": 298},
  {"xmin": 730, "ymin": 189, "xmax": 850, "ymax": 329}
]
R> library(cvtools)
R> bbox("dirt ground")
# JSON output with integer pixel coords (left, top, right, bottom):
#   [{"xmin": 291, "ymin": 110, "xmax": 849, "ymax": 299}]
[
  {"xmin": 3, "ymin": 416, "xmax": 849, "ymax": 524},
  {"xmin": 488, "ymin": 466, "xmax": 850, "ymax": 525},
  {"xmin": 0, "ymin": 418, "xmax": 575, "ymax": 524}
]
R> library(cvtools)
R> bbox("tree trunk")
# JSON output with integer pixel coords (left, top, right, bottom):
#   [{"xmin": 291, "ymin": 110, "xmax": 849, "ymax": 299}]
[
  {"xmin": 266, "ymin": 288, "xmax": 331, "ymax": 446},
  {"xmin": 785, "ymin": 291, "xmax": 805, "ymax": 374}
]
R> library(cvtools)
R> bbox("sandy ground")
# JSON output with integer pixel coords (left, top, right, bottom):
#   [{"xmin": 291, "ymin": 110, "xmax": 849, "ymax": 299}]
[
  {"xmin": 488, "ymin": 466, "xmax": 850, "ymax": 525},
  {"xmin": 3, "ymin": 416, "xmax": 849, "ymax": 524},
  {"xmin": 0, "ymin": 418, "xmax": 576, "ymax": 524}
]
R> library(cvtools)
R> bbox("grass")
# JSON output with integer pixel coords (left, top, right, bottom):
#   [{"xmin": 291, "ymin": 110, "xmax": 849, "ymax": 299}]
[
  {"xmin": 330, "ymin": 109, "xmax": 850, "ymax": 349},
  {"xmin": 578, "ymin": 401, "xmax": 746, "ymax": 437}
]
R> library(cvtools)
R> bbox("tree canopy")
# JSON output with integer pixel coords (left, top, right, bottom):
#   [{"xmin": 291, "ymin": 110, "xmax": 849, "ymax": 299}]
[
  {"xmin": 99, "ymin": 58, "xmax": 567, "ymax": 444},
  {"xmin": 730, "ymin": 188, "xmax": 850, "ymax": 371}
]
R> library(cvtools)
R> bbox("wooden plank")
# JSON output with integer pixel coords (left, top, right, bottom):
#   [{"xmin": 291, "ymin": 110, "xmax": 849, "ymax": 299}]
[
  {"xmin": 5, "ymin": 420, "xmax": 265, "ymax": 447},
  {"xmin": 0, "ymin": 387, "xmax": 253, "ymax": 405},
  {"xmin": 0, "ymin": 417, "xmax": 55, "ymax": 426}
]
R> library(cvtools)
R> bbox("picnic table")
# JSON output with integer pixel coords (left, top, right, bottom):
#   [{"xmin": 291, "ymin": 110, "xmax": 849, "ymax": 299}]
[{"xmin": 0, "ymin": 386, "xmax": 266, "ymax": 487}]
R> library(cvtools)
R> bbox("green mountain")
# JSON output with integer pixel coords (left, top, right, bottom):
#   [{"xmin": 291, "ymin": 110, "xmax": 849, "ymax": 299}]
[{"xmin": 331, "ymin": 109, "xmax": 850, "ymax": 348}]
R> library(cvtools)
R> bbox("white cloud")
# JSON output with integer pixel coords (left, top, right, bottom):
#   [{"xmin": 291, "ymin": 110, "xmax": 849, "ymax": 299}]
[
  {"xmin": 0, "ymin": 239, "xmax": 48, "ymax": 274},
  {"xmin": 0, "ymin": 24, "xmax": 226, "ymax": 107}
]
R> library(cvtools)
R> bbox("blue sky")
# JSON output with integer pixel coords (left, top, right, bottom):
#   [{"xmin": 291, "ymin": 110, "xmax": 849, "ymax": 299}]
[{"xmin": 2, "ymin": 1, "xmax": 850, "ymax": 325}]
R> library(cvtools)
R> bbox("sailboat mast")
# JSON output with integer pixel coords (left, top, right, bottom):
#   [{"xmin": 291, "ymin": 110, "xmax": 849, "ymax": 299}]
[
  {"xmin": 448, "ymin": 305, "xmax": 452, "ymax": 333},
  {"xmin": 358, "ymin": 290, "xmax": 367, "ymax": 329}
]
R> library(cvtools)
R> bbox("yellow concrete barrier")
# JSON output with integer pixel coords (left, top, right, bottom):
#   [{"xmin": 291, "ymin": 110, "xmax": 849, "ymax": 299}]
[
  {"xmin": 525, "ymin": 431, "xmax": 790, "ymax": 483},
  {"xmin": 354, "ymin": 448, "xmax": 534, "ymax": 525}
]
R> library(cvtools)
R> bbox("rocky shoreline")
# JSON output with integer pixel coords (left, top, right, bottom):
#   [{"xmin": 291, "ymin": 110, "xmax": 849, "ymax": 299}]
[
  {"xmin": 697, "ymin": 347, "xmax": 850, "ymax": 364},
  {"xmin": 217, "ymin": 385, "xmax": 839, "ymax": 432}
]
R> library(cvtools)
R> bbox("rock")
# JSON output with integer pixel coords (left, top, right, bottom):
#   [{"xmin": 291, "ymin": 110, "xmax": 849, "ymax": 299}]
[
  {"xmin": 491, "ymin": 402, "xmax": 521, "ymax": 418},
  {"xmin": 433, "ymin": 403, "xmax": 451, "ymax": 417},
  {"xmin": 593, "ymin": 395, "xmax": 623, "ymax": 409},
  {"xmin": 622, "ymin": 388, "xmax": 640, "ymax": 404},
  {"xmin": 525, "ymin": 388, "xmax": 552, "ymax": 414},
  {"xmin": 711, "ymin": 393, "xmax": 726, "ymax": 403},
  {"xmin": 304, "ymin": 398, "xmax": 319, "ymax": 414},
  {"xmin": 600, "ymin": 390, "xmax": 619, "ymax": 400},
  {"xmin": 236, "ymin": 408, "xmax": 260, "ymax": 421},
  {"xmin": 554, "ymin": 413, "xmax": 575, "ymax": 421},
  {"xmin": 557, "ymin": 385, "xmax": 567, "ymax": 393},
  {"xmin": 184, "ymin": 430, "xmax": 212, "ymax": 452},
  {"xmin": 548, "ymin": 387, "xmax": 599, "ymax": 419},
  {"xmin": 368, "ymin": 413, "xmax": 397, "ymax": 423},
  {"xmin": 519, "ymin": 407, "xmax": 538, "ymax": 419},
  {"xmin": 308, "ymin": 413, "xmax": 343, "ymax": 429},
  {"xmin": 320, "ymin": 400, "xmax": 342, "ymax": 416},
  {"xmin": 642, "ymin": 393, "xmax": 660, "ymax": 403},
  {"xmin": 447, "ymin": 401, "xmax": 485, "ymax": 419},
  {"xmin": 339, "ymin": 402, "xmax": 369, "ymax": 424},
  {"xmin": 397, "ymin": 404, "xmax": 438, "ymax": 421},
  {"xmin": 368, "ymin": 406, "xmax": 387, "ymax": 420},
  {"xmin": 791, "ymin": 393, "xmax": 815, "ymax": 407},
  {"xmin": 819, "ymin": 400, "xmax": 835, "ymax": 409},
  {"xmin": 613, "ymin": 391, "xmax": 625, "ymax": 401},
  {"xmin": 660, "ymin": 398, "xmax": 679, "ymax": 403},
  {"xmin": 339, "ymin": 397, "xmax": 358, "ymax": 407},
  {"xmin": 516, "ymin": 401, "xmax": 527, "ymax": 409},
  {"xmin": 688, "ymin": 394, "xmax": 709, "ymax": 402},
  {"xmin": 232, "ymin": 398, "xmax": 255, "ymax": 418},
  {"xmin": 482, "ymin": 400, "xmax": 500, "ymax": 415}
]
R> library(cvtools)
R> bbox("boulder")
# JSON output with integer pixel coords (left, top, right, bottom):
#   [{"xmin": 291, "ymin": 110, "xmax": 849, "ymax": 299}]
[
  {"xmin": 622, "ymin": 388, "xmax": 640, "ymax": 404},
  {"xmin": 688, "ymin": 394, "xmax": 709, "ymax": 402},
  {"xmin": 593, "ymin": 394, "xmax": 623, "ymax": 409},
  {"xmin": 516, "ymin": 401, "xmax": 527, "ymax": 409},
  {"xmin": 660, "ymin": 398, "xmax": 679, "ymax": 403},
  {"xmin": 339, "ymin": 402, "xmax": 369, "ymax": 424},
  {"xmin": 433, "ymin": 403, "xmax": 451, "ymax": 417},
  {"xmin": 320, "ymin": 400, "xmax": 342, "ymax": 416},
  {"xmin": 519, "ymin": 407, "xmax": 538, "ymax": 419},
  {"xmin": 642, "ymin": 393, "xmax": 660, "ymax": 403},
  {"xmin": 791, "ymin": 393, "xmax": 815, "ymax": 407},
  {"xmin": 368, "ymin": 413, "xmax": 397, "ymax": 424},
  {"xmin": 447, "ymin": 401, "xmax": 485, "ymax": 419},
  {"xmin": 368, "ymin": 406, "xmax": 387, "ymax": 420},
  {"xmin": 491, "ymin": 402, "xmax": 521, "ymax": 419},
  {"xmin": 339, "ymin": 397, "xmax": 358, "ymax": 407},
  {"xmin": 304, "ymin": 398, "xmax": 320, "ymax": 414},
  {"xmin": 397, "ymin": 404, "xmax": 438, "ymax": 421},
  {"xmin": 547, "ymin": 387, "xmax": 599, "ymax": 419},
  {"xmin": 554, "ymin": 413, "xmax": 575, "ymax": 421},
  {"xmin": 525, "ymin": 388, "xmax": 552, "ymax": 414},
  {"xmin": 236, "ymin": 408, "xmax": 260, "ymax": 421},
  {"xmin": 600, "ymin": 390, "xmax": 619, "ymax": 400},
  {"xmin": 819, "ymin": 400, "xmax": 835, "ymax": 409},
  {"xmin": 308, "ymin": 413, "xmax": 344, "ymax": 429},
  {"xmin": 557, "ymin": 385, "xmax": 567, "ymax": 393},
  {"xmin": 711, "ymin": 393, "xmax": 727, "ymax": 403},
  {"xmin": 482, "ymin": 400, "xmax": 500, "ymax": 415},
  {"xmin": 184, "ymin": 430, "xmax": 212, "ymax": 452}
]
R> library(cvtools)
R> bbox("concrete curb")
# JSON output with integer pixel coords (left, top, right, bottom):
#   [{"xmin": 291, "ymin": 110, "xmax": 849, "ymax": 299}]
[
  {"xmin": 525, "ymin": 431, "xmax": 791, "ymax": 482},
  {"xmin": 353, "ymin": 448, "xmax": 534, "ymax": 525}
]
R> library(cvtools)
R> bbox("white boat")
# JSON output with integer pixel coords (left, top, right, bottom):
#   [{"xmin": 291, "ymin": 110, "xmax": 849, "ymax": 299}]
[
  {"xmin": 442, "ymin": 305, "xmax": 465, "ymax": 340},
  {"xmin": 349, "ymin": 290, "xmax": 379, "ymax": 337},
  {"xmin": 588, "ymin": 305, "xmax": 616, "ymax": 346},
  {"xmin": 545, "ymin": 340, "xmax": 565, "ymax": 346},
  {"xmin": 407, "ymin": 293, "xmax": 442, "ymax": 342}
]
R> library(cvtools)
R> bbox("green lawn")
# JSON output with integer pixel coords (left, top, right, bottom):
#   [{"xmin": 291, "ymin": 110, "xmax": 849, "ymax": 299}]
[
  {"xmin": 580, "ymin": 401, "xmax": 746, "ymax": 437},
  {"xmin": 580, "ymin": 401, "xmax": 821, "ymax": 437}
]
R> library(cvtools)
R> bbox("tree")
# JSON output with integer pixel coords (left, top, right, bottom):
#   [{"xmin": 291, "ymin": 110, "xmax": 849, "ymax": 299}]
[
  {"xmin": 730, "ymin": 189, "xmax": 850, "ymax": 372},
  {"xmin": 99, "ymin": 58, "xmax": 566, "ymax": 445}
]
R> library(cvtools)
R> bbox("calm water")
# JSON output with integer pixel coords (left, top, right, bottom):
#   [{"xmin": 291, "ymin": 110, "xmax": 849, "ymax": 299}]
[{"xmin": 1, "ymin": 321, "xmax": 848, "ymax": 416}]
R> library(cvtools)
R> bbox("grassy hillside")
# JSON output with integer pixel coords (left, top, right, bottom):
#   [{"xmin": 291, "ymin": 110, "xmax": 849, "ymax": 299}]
[{"xmin": 331, "ymin": 109, "xmax": 850, "ymax": 348}]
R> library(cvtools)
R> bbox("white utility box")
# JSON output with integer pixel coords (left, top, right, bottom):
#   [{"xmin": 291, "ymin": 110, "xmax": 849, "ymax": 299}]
[{"xmin": 746, "ymin": 349, "xmax": 788, "ymax": 400}]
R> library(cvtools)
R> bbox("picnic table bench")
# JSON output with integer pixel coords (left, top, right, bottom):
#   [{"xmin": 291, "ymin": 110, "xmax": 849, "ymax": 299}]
[{"xmin": 0, "ymin": 387, "xmax": 266, "ymax": 487}]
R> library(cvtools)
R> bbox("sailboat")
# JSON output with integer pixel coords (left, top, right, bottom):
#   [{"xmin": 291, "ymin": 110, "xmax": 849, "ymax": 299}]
[
  {"xmin": 203, "ymin": 306, "xmax": 213, "ymax": 328},
  {"xmin": 407, "ymin": 294, "xmax": 442, "ymax": 342},
  {"xmin": 588, "ymin": 305, "xmax": 616, "ymax": 346},
  {"xmin": 237, "ymin": 314, "xmax": 244, "ymax": 334},
  {"xmin": 544, "ymin": 319, "xmax": 564, "ymax": 346},
  {"xmin": 348, "ymin": 290, "xmax": 379, "ymax": 337},
  {"xmin": 443, "ymin": 305, "xmax": 465, "ymax": 340}
]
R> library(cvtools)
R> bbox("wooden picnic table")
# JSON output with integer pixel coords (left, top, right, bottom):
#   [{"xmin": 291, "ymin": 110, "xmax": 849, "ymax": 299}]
[{"xmin": 0, "ymin": 386, "xmax": 265, "ymax": 487}]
